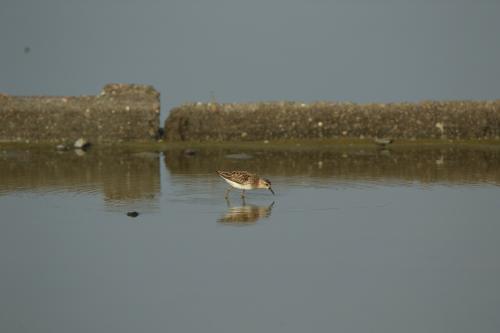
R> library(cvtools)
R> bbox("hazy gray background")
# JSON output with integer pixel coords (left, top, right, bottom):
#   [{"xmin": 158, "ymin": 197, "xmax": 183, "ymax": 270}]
[{"xmin": 1, "ymin": 0, "xmax": 499, "ymax": 120}]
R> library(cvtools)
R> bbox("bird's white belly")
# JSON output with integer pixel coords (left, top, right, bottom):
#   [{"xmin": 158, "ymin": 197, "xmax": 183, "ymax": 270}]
[{"xmin": 223, "ymin": 178, "xmax": 254, "ymax": 190}]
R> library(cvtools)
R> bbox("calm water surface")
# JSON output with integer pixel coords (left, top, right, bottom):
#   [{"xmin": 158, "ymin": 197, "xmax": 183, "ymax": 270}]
[{"xmin": 1, "ymin": 146, "xmax": 500, "ymax": 333}]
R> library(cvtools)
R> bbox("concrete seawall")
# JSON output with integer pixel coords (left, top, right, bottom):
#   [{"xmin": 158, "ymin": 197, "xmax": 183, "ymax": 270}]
[
  {"xmin": 0, "ymin": 84, "xmax": 160, "ymax": 143},
  {"xmin": 164, "ymin": 101, "xmax": 500, "ymax": 141}
]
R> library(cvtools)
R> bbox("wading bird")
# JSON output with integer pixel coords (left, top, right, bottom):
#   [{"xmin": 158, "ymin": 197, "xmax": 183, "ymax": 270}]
[{"xmin": 217, "ymin": 170, "xmax": 275, "ymax": 198}]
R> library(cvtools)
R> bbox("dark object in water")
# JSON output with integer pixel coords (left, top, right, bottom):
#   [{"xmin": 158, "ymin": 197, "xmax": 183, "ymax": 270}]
[
  {"xmin": 184, "ymin": 149, "xmax": 197, "ymax": 156},
  {"xmin": 127, "ymin": 211, "xmax": 139, "ymax": 218}
]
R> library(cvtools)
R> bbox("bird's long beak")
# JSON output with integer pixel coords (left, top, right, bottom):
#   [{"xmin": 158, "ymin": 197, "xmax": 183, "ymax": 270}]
[{"xmin": 269, "ymin": 187, "xmax": 275, "ymax": 195}]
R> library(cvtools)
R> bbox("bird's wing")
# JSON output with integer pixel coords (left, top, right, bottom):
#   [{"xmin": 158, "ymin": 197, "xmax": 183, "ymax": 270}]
[
  {"xmin": 235, "ymin": 172, "xmax": 252, "ymax": 184},
  {"xmin": 217, "ymin": 171, "xmax": 253, "ymax": 185},
  {"xmin": 217, "ymin": 170, "xmax": 233, "ymax": 179}
]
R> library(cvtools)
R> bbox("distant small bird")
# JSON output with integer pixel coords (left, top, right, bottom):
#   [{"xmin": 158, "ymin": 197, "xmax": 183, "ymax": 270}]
[
  {"xmin": 217, "ymin": 170, "xmax": 275, "ymax": 198},
  {"xmin": 184, "ymin": 149, "xmax": 197, "ymax": 156},
  {"xmin": 374, "ymin": 137, "xmax": 393, "ymax": 146}
]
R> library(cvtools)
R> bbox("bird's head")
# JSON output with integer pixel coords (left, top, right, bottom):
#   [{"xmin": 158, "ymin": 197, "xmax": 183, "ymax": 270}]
[{"xmin": 258, "ymin": 178, "xmax": 275, "ymax": 195}]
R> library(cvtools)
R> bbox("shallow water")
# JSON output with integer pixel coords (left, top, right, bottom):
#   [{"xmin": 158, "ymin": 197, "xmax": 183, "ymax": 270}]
[{"xmin": 1, "ymin": 146, "xmax": 500, "ymax": 333}]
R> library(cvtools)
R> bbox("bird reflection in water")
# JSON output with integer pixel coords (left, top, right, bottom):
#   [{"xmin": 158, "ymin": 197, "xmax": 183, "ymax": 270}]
[{"xmin": 217, "ymin": 199, "xmax": 275, "ymax": 226}]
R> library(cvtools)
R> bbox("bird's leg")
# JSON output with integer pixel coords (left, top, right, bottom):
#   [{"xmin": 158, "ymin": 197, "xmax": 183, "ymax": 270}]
[
  {"xmin": 241, "ymin": 196, "xmax": 246, "ymax": 206},
  {"xmin": 225, "ymin": 188, "xmax": 231, "ymax": 199},
  {"xmin": 241, "ymin": 189, "xmax": 245, "ymax": 198}
]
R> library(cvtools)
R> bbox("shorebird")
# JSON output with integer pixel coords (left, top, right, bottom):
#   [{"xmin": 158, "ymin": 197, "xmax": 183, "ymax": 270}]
[
  {"xmin": 374, "ymin": 137, "xmax": 393, "ymax": 146},
  {"xmin": 217, "ymin": 170, "xmax": 275, "ymax": 198}
]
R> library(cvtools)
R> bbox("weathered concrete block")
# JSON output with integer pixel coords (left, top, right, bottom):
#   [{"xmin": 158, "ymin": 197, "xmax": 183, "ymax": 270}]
[
  {"xmin": 164, "ymin": 101, "xmax": 500, "ymax": 141},
  {"xmin": 0, "ymin": 83, "xmax": 160, "ymax": 143}
]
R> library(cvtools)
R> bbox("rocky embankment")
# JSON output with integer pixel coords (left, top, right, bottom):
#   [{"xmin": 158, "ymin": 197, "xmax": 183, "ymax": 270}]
[
  {"xmin": 164, "ymin": 101, "xmax": 500, "ymax": 141},
  {"xmin": 0, "ymin": 84, "xmax": 160, "ymax": 143},
  {"xmin": 2, "ymin": 85, "xmax": 500, "ymax": 144}
]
